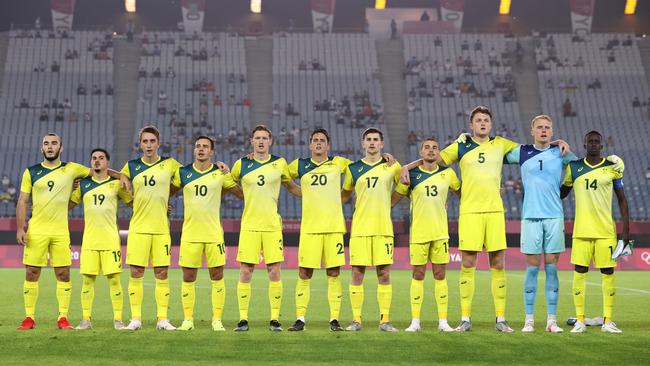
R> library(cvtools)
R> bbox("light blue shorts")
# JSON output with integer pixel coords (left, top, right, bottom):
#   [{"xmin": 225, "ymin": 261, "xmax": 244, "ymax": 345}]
[{"xmin": 520, "ymin": 218, "xmax": 565, "ymax": 254}]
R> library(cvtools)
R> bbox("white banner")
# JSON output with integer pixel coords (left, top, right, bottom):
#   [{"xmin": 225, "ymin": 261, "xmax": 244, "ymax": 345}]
[
  {"xmin": 51, "ymin": 0, "xmax": 76, "ymax": 32},
  {"xmin": 440, "ymin": 0, "xmax": 464, "ymax": 33},
  {"xmin": 311, "ymin": 0, "xmax": 336, "ymax": 33},
  {"xmin": 570, "ymin": 0, "xmax": 595, "ymax": 35},
  {"xmin": 181, "ymin": 0, "xmax": 205, "ymax": 34}
]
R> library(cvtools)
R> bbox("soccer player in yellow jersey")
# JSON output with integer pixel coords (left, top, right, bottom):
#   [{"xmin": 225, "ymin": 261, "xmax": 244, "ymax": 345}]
[
  {"xmin": 120, "ymin": 126, "xmax": 182, "ymax": 331},
  {"xmin": 393, "ymin": 137, "xmax": 461, "ymax": 333},
  {"xmin": 173, "ymin": 136, "xmax": 241, "ymax": 332},
  {"xmin": 561, "ymin": 131, "xmax": 629, "ymax": 334},
  {"xmin": 69, "ymin": 148, "xmax": 133, "ymax": 330},
  {"xmin": 341, "ymin": 128, "xmax": 402, "ymax": 332},
  {"xmin": 16, "ymin": 133, "xmax": 129, "ymax": 330},
  {"xmin": 229, "ymin": 125, "xmax": 301, "ymax": 332},
  {"xmin": 286, "ymin": 129, "xmax": 351, "ymax": 332}
]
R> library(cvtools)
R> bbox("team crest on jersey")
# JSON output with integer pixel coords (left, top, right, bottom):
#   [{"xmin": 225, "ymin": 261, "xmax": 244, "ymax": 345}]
[
  {"xmin": 37, "ymin": 170, "xmax": 42, "ymax": 175},
  {"xmin": 186, "ymin": 173, "xmax": 193, "ymax": 178},
  {"xmin": 578, "ymin": 167, "xmax": 584, "ymax": 172},
  {"xmin": 357, "ymin": 167, "xmax": 364, "ymax": 173},
  {"xmin": 416, "ymin": 174, "xmax": 422, "ymax": 180},
  {"xmin": 85, "ymin": 183, "xmax": 91, "ymax": 188},
  {"xmin": 247, "ymin": 162, "xmax": 253, "ymax": 168},
  {"xmin": 305, "ymin": 163, "xmax": 312, "ymax": 169},
  {"xmin": 135, "ymin": 165, "xmax": 141, "ymax": 171}
]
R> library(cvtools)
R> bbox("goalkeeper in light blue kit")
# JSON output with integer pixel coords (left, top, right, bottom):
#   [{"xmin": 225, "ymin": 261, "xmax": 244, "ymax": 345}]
[{"xmin": 505, "ymin": 115, "xmax": 623, "ymax": 333}]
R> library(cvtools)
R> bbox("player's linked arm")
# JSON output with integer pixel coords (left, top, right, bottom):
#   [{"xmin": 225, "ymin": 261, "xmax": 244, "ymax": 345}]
[
  {"xmin": 614, "ymin": 185, "xmax": 630, "ymax": 244},
  {"xmin": 224, "ymin": 185, "xmax": 244, "ymax": 199},
  {"xmin": 88, "ymin": 168, "xmax": 132, "ymax": 193},
  {"xmin": 391, "ymin": 191, "xmax": 405, "ymax": 207},
  {"xmin": 341, "ymin": 189, "xmax": 353, "ymax": 204},
  {"xmin": 559, "ymin": 185, "xmax": 572, "ymax": 199},
  {"xmin": 283, "ymin": 181, "xmax": 302, "ymax": 198},
  {"xmin": 15, "ymin": 191, "xmax": 30, "ymax": 245}
]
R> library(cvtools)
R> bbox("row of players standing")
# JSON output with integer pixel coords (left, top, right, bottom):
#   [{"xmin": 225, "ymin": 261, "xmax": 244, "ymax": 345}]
[{"xmin": 16, "ymin": 105, "xmax": 628, "ymax": 333}]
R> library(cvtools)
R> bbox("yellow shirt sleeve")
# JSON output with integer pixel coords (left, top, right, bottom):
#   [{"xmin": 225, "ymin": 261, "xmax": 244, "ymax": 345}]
[
  {"xmin": 229, "ymin": 159, "xmax": 242, "ymax": 183},
  {"xmin": 222, "ymin": 172, "xmax": 237, "ymax": 190},
  {"xmin": 395, "ymin": 181, "xmax": 409, "ymax": 196},
  {"xmin": 70, "ymin": 186, "xmax": 82, "ymax": 204},
  {"xmin": 391, "ymin": 162, "xmax": 403, "ymax": 185},
  {"xmin": 288, "ymin": 159, "xmax": 299, "ymax": 180},
  {"xmin": 562, "ymin": 165, "xmax": 573, "ymax": 187},
  {"xmin": 280, "ymin": 159, "xmax": 292, "ymax": 183},
  {"xmin": 336, "ymin": 157, "xmax": 352, "ymax": 173},
  {"xmin": 440, "ymin": 143, "xmax": 459, "ymax": 166},
  {"xmin": 613, "ymin": 169, "xmax": 623, "ymax": 180},
  {"xmin": 118, "ymin": 187, "xmax": 133, "ymax": 204},
  {"xmin": 20, "ymin": 169, "xmax": 32, "ymax": 194},
  {"xmin": 171, "ymin": 167, "xmax": 181, "ymax": 188},
  {"xmin": 500, "ymin": 137, "xmax": 519, "ymax": 154},
  {"xmin": 449, "ymin": 169, "xmax": 461, "ymax": 191},
  {"xmin": 70, "ymin": 162, "xmax": 91, "ymax": 179},
  {"xmin": 120, "ymin": 162, "xmax": 130, "ymax": 179},
  {"xmin": 342, "ymin": 167, "xmax": 354, "ymax": 191}
]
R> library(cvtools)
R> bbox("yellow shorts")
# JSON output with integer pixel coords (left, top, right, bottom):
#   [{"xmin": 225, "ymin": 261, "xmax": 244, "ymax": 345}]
[
  {"xmin": 299, "ymin": 233, "xmax": 346, "ymax": 269},
  {"xmin": 125, "ymin": 232, "xmax": 171, "ymax": 267},
  {"xmin": 458, "ymin": 212, "xmax": 506, "ymax": 252},
  {"xmin": 23, "ymin": 233, "xmax": 71, "ymax": 267},
  {"xmin": 237, "ymin": 231, "xmax": 284, "ymax": 265},
  {"xmin": 410, "ymin": 240, "xmax": 449, "ymax": 266},
  {"xmin": 571, "ymin": 237, "xmax": 617, "ymax": 269},
  {"xmin": 349, "ymin": 235, "xmax": 393, "ymax": 267},
  {"xmin": 179, "ymin": 241, "xmax": 226, "ymax": 268},
  {"xmin": 80, "ymin": 249, "xmax": 122, "ymax": 275}
]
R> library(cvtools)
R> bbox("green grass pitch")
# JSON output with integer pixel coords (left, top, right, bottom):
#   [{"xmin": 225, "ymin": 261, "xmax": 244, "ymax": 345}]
[{"xmin": 1, "ymin": 268, "xmax": 649, "ymax": 365}]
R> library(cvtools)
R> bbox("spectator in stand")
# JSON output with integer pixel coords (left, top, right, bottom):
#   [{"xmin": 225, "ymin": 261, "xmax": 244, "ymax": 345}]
[
  {"xmin": 240, "ymin": 74, "xmax": 246, "ymax": 83},
  {"xmin": 166, "ymin": 66, "xmax": 175, "ymax": 78},
  {"xmin": 645, "ymin": 167, "xmax": 650, "ymax": 180},
  {"xmin": 474, "ymin": 39, "xmax": 482, "ymax": 51},
  {"xmin": 152, "ymin": 67, "xmax": 162, "ymax": 78},
  {"xmin": 62, "ymin": 98, "xmax": 72, "ymax": 109},
  {"xmin": 39, "ymin": 110, "xmax": 48, "ymax": 122},
  {"xmin": 106, "ymin": 84, "xmax": 114, "ymax": 95},
  {"xmin": 92, "ymin": 84, "xmax": 102, "ymax": 95},
  {"xmin": 51, "ymin": 61, "xmax": 60, "ymax": 72},
  {"xmin": 83, "ymin": 112, "xmax": 92, "ymax": 123},
  {"xmin": 242, "ymin": 95, "xmax": 251, "ymax": 106},
  {"xmin": 272, "ymin": 103, "xmax": 280, "ymax": 116},
  {"xmin": 19, "ymin": 98, "xmax": 29, "ymax": 108},
  {"xmin": 69, "ymin": 111, "xmax": 78, "ymax": 122},
  {"xmin": 55, "ymin": 110, "xmax": 64, "ymax": 122},
  {"xmin": 158, "ymin": 90, "xmax": 167, "ymax": 101},
  {"xmin": 77, "ymin": 83, "xmax": 87, "ymax": 95},
  {"xmin": 213, "ymin": 95, "xmax": 222, "ymax": 106},
  {"xmin": 138, "ymin": 66, "xmax": 146, "ymax": 78},
  {"xmin": 562, "ymin": 98, "xmax": 576, "ymax": 117},
  {"xmin": 34, "ymin": 62, "xmax": 46, "ymax": 72},
  {"xmin": 633, "ymin": 97, "xmax": 641, "ymax": 108},
  {"xmin": 608, "ymin": 50, "xmax": 616, "ymax": 63}
]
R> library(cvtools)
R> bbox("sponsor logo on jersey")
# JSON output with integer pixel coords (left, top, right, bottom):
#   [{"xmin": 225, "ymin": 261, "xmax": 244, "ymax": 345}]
[
  {"xmin": 37, "ymin": 170, "xmax": 42, "ymax": 175},
  {"xmin": 357, "ymin": 167, "xmax": 364, "ymax": 173},
  {"xmin": 247, "ymin": 163, "xmax": 253, "ymax": 168},
  {"xmin": 186, "ymin": 173, "xmax": 193, "ymax": 178},
  {"xmin": 416, "ymin": 174, "xmax": 422, "ymax": 180},
  {"xmin": 578, "ymin": 167, "xmax": 584, "ymax": 172},
  {"xmin": 85, "ymin": 183, "xmax": 91, "ymax": 188},
  {"xmin": 135, "ymin": 165, "xmax": 141, "ymax": 171}
]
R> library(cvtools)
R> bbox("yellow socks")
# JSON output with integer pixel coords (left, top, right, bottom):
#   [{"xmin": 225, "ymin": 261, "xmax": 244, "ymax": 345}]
[
  {"xmin": 295, "ymin": 278, "xmax": 310, "ymax": 319},
  {"xmin": 410, "ymin": 279, "xmax": 424, "ymax": 320},
  {"xmin": 128, "ymin": 277, "xmax": 143, "ymax": 320},
  {"xmin": 572, "ymin": 271, "xmax": 587, "ymax": 323},
  {"xmin": 212, "ymin": 279, "xmax": 225, "ymax": 321},
  {"xmin": 80, "ymin": 275, "xmax": 96, "ymax": 320},
  {"xmin": 459, "ymin": 266, "xmax": 475, "ymax": 319},
  {"xmin": 602, "ymin": 273, "xmax": 615, "ymax": 322},
  {"xmin": 237, "ymin": 281, "xmax": 251, "ymax": 321},
  {"xmin": 377, "ymin": 284, "xmax": 392, "ymax": 323},
  {"xmin": 269, "ymin": 280, "xmax": 283, "ymax": 321},
  {"xmin": 349, "ymin": 284, "xmax": 364, "ymax": 323},
  {"xmin": 23, "ymin": 280, "xmax": 39, "ymax": 318},
  {"xmin": 181, "ymin": 281, "xmax": 196, "ymax": 321},
  {"xmin": 56, "ymin": 280, "xmax": 71, "ymax": 320},
  {"xmin": 491, "ymin": 268, "xmax": 507, "ymax": 318},
  {"xmin": 155, "ymin": 278, "xmax": 170, "ymax": 321},
  {"xmin": 435, "ymin": 278, "xmax": 449, "ymax": 321},
  {"xmin": 107, "ymin": 274, "xmax": 123, "ymax": 321},
  {"xmin": 327, "ymin": 276, "xmax": 342, "ymax": 321}
]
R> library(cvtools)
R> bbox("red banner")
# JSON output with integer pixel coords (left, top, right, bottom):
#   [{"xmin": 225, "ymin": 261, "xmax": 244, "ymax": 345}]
[
  {"xmin": 1, "ymin": 246, "xmax": 649, "ymax": 271},
  {"xmin": 570, "ymin": 0, "xmax": 595, "ymax": 35}
]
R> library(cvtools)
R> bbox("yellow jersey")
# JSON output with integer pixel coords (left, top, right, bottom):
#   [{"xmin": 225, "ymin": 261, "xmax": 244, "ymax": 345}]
[
  {"xmin": 172, "ymin": 163, "xmax": 236, "ymax": 243},
  {"xmin": 120, "ymin": 156, "xmax": 181, "ymax": 234},
  {"xmin": 563, "ymin": 158, "xmax": 624, "ymax": 239},
  {"xmin": 288, "ymin": 156, "xmax": 351, "ymax": 234},
  {"xmin": 343, "ymin": 158, "xmax": 402, "ymax": 237},
  {"xmin": 70, "ymin": 176, "xmax": 132, "ymax": 250},
  {"xmin": 20, "ymin": 161, "xmax": 90, "ymax": 236},
  {"xmin": 440, "ymin": 136, "xmax": 518, "ymax": 214},
  {"xmin": 395, "ymin": 166, "xmax": 461, "ymax": 243},
  {"xmin": 229, "ymin": 155, "xmax": 291, "ymax": 232}
]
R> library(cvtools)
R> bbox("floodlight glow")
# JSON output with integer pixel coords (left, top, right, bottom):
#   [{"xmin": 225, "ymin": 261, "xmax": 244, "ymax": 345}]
[
  {"xmin": 125, "ymin": 0, "xmax": 136, "ymax": 13},
  {"xmin": 251, "ymin": 0, "xmax": 262, "ymax": 14},
  {"xmin": 375, "ymin": 0, "xmax": 386, "ymax": 10},
  {"xmin": 499, "ymin": 0, "xmax": 511, "ymax": 15},
  {"xmin": 625, "ymin": 0, "xmax": 637, "ymax": 15}
]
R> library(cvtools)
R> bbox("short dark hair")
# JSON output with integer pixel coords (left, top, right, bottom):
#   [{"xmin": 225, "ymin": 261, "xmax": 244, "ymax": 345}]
[
  {"xmin": 195, "ymin": 135, "xmax": 215, "ymax": 150},
  {"xmin": 90, "ymin": 148, "xmax": 110, "ymax": 160},
  {"xmin": 43, "ymin": 133, "xmax": 62, "ymax": 146},
  {"xmin": 362, "ymin": 127, "xmax": 383, "ymax": 141},
  {"xmin": 584, "ymin": 130, "xmax": 603, "ymax": 142},
  {"xmin": 139, "ymin": 125, "xmax": 160, "ymax": 142},
  {"xmin": 470, "ymin": 105, "xmax": 492, "ymax": 122},
  {"xmin": 250, "ymin": 124, "xmax": 272, "ymax": 139},
  {"xmin": 310, "ymin": 128, "xmax": 330, "ymax": 143},
  {"xmin": 419, "ymin": 136, "xmax": 438, "ymax": 150}
]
